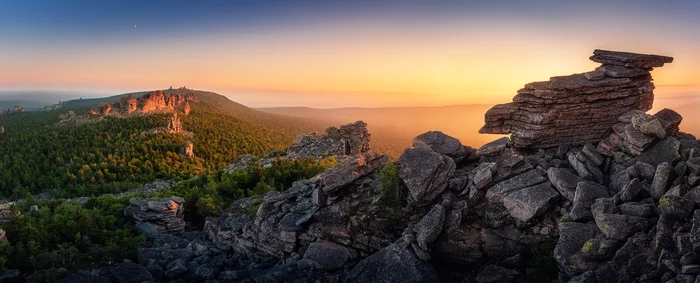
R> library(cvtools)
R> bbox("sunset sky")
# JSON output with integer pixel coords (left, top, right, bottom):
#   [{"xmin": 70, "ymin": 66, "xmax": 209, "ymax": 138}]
[{"xmin": 1, "ymin": 0, "xmax": 699, "ymax": 107}]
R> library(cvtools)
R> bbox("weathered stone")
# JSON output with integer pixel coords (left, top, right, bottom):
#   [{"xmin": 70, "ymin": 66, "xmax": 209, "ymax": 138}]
[
  {"xmin": 124, "ymin": 197, "xmax": 185, "ymax": 236},
  {"xmin": 555, "ymin": 222, "xmax": 599, "ymax": 276},
  {"xmin": 397, "ymin": 147, "xmax": 455, "ymax": 205},
  {"xmin": 619, "ymin": 178, "xmax": 642, "ymax": 202},
  {"xmin": 502, "ymin": 182, "xmax": 559, "ymax": 222},
  {"xmin": 548, "ymin": 167, "xmax": 582, "ymax": 202},
  {"xmin": 594, "ymin": 213, "xmax": 651, "ymax": 240},
  {"xmin": 651, "ymin": 162, "xmax": 675, "ymax": 199},
  {"xmin": 287, "ymin": 120, "xmax": 371, "ymax": 159},
  {"xmin": 486, "ymin": 170, "xmax": 547, "ymax": 203},
  {"xmin": 165, "ymin": 259, "xmax": 188, "ymax": 278},
  {"xmin": 624, "ymin": 137, "xmax": 681, "ymax": 167},
  {"xmin": 413, "ymin": 131, "xmax": 466, "ymax": 162},
  {"xmin": 476, "ymin": 137, "xmax": 510, "ymax": 157},
  {"xmin": 481, "ymin": 50, "xmax": 672, "ymax": 148},
  {"xmin": 303, "ymin": 241, "xmax": 355, "ymax": 270},
  {"xmin": 313, "ymin": 151, "xmax": 388, "ymax": 194},
  {"xmin": 658, "ymin": 195, "xmax": 694, "ymax": 218},
  {"xmin": 570, "ymin": 181, "xmax": 610, "ymax": 221},
  {"xmin": 473, "ymin": 162, "xmax": 498, "ymax": 189},
  {"xmin": 414, "ymin": 204, "xmax": 446, "ymax": 245},
  {"xmin": 346, "ymin": 243, "xmax": 438, "ymax": 283},
  {"xmin": 618, "ymin": 202, "xmax": 655, "ymax": 217}
]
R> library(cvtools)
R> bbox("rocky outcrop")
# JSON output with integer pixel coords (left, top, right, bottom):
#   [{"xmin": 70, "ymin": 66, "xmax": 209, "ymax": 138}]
[
  {"xmin": 0, "ymin": 126, "xmax": 4, "ymax": 134},
  {"xmin": 287, "ymin": 120, "xmax": 370, "ymax": 159},
  {"xmin": 481, "ymin": 49, "xmax": 673, "ymax": 148},
  {"xmin": 124, "ymin": 197, "xmax": 185, "ymax": 237},
  {"xmin": 181, "ymin": 141, "xmax": 194, "ymax": 158}
]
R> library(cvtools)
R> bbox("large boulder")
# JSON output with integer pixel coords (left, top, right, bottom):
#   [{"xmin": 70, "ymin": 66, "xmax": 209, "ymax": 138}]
[
  {"xmin": 413, "ymin": 204, "xmax": 446, "ymax": 245},
  {"xmin": 311, "ymin": 151, "xmax": 388, "ymax": 194},
  {"xmin": 413, "ymin": 131, "xmax": 466, "ymax": 162},
  {"xmin": 570, "ymin": 181, "xmax": 609, "ymax": 221},
  {"xmin": 346, "ymin": 243, "xmax": 438, "ymax": 283},
  {"xmin": 501, "ymin": 182, "xmax": 559, "ymax": 222},
  {"xmin": 303, "ymin": 241, "xmax": 357, "ymax": 271},
  {"xmin": 124, "ymin": 197, "xmax": 185, "ymax": 236},
  {"xmin": 397, "ymin": 146, "xmax": 456, "ymax": 205},
  {"xmin": 548, "ymin": 168, "xmax": 583, "ymax": 202},
  {"xmin": 287, "ymin": 120, "xmax": 371, "ymax": 159},
  {"xmin": 554, "ymin": 222, "xmax": 599, "ymax": 276}
]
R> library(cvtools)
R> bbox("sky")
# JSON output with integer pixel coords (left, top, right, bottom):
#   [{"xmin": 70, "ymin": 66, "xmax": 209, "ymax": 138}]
[{"xmin": 1, "ymin": 0, "xmax": 700, "ymax": 108}]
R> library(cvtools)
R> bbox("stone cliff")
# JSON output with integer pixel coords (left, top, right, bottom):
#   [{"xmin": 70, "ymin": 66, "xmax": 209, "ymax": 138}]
[{"xmin": 480, "ymin": 50, "xmax": 673, "ymax": 148}]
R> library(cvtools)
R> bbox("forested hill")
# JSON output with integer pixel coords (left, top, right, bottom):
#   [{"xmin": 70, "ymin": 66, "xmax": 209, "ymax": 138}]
[{"xmin": 0, "ymin": 89, "xmax": 325, "ymax": 199}]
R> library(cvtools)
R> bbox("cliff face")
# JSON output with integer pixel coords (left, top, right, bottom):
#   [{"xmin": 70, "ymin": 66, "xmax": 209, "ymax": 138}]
[
  {"xmin": 480, "ymin": 50, "xmax": 673, "ymax": 148},
  {"xmin": 98, "ymin": 88, "xmax": 194, "ymax": 117}
]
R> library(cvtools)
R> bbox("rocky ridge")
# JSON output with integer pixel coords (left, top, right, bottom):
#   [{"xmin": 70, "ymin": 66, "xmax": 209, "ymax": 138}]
[
  {"xmin": 22, "ymin": 50, "xmax": 700, "ymax": 283},
  {"xmin": 480, "ymin": 49, "xmax": 673, "ymax": 148}
]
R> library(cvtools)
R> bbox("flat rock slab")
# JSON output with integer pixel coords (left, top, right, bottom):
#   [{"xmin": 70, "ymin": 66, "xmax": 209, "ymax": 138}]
[{"xmin": 502, "ymin": 182, "xmax": 559, "ymax": 222}]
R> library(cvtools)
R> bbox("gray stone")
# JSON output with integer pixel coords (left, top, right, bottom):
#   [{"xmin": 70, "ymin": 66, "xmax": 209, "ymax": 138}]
[
  {"xmin": 124, "ymin": 197, "xmax": 185, "ymax": 236},
  {"xmin": 594, "ymin": 213, "xmax": 651, "ymax": 240},
  {"xmin": 397, "ymin": 146, "xmax": 456, "ymax": 205},
  {"xmin": 473, "ymin": 162, "xmax": 498, "ymax": 189},
  {"xmin": 635, "ymin": 162, "xmax": 656, "ymax": 182},
  {"xmin": 582, "ymin": 143, "xmax": 605, "ymax": 166},
  {"xmin": 651, "ymin": 162, "xmax": 675, "ymax": 199},
  {"xmin": 303, "ymin": 241, "xmax": 355, "ymax": 270},
  {"xmin": 414, "ymin": 204, "xmax": 446, "ymax": 245},
  {"xmin": 624, "ymin": 137, "xmax": 681, "ymax": 167},
  {"xmin": 486, "ymin": 170, "xmax": 547, "ymax": 203},
  {"xmin": 618, "ymin": 202, "xmax": 655, "ymax": 217},
  {"xmin": 413, "ymin": 131, "xmax": 466, "ymax": 162},
  {"xmin": 568, "ymin": 150, "xmax": 593, "ymax": 180},
  {"xmin": 502, "ymin": 182, "xmax": 559, "ymax": 222},
  {"xmin": 619, "ymin": 178, "xmax": 642, "ymax": 202},
  {"xmin": 658, "ymin": 195, "xmax": 694, "ymax": 218},
  {"xmin": 570, "ymin": 181, "xmax": 610, "ymax": 221},
  {"xmin": 313, "ymin": 151, "xmax": 388, "ymax": 194},
  {"xmin": 682, "ymin": 265, "xmax": 700, "ymax": 274},
  {"xmin": 548, "ymin": 167, "xmax": 582, "ymax": 202},
  {"xmin": 346, "ymin": 243, "xmax": 438, "ymax": 283},
  {"xmin": 476, "ymin": 137, "xmax": 510, "ymax": 157},
  {"xmin": 554, "ymin": 222, "xmax": 599, "ymax": 276}
]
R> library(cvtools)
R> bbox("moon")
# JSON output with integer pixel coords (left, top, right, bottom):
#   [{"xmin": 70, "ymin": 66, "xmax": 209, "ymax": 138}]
[{"xmin": 134, "ymin": 25, "xmax": 137, "ymax": 29}]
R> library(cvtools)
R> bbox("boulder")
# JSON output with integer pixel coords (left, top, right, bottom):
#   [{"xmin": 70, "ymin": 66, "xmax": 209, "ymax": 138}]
[
  {"xmin": 397, "ymin": 146, "xmax": 456, "ymax": 205},
  {"xmin": 124, "ymin": 197, "xmax": 185, "ymax": 236},
  {"xmin": 413, "ymin": 131, "xmax": 466, "ymax": 162},
  {"xmin": 312, "ymin": 151, "xmax": 388, "ymax": 194},
  {"xmin": 594, "ymin": 213, "xmax": 651, "ymax": 240},
  {"xmin": 570, "ymin": 181, "xmax": 610, "ymax": 221},
  {"xmin": 502, "ymin": 182, "xmax": 559, "ymax": 222},
  {"xmin": 651, "ymin": 162, "xmax": 675, "ymax": 199},
  {"xmin": 346, "ymin": 243, "xmax": 438, "ymax": 283},
  {"xmin": 303, "ymin": 241, "xmax": 356, "ymax": 271},
  {"xmin": 476, "ymin": 137, "xmax": 510, "ymax": 157},
  {"xmin": 413, "ymin": 204, "xmax": 446, "ymax": 245},
  {"xmin": 473, "ymin": 162, "xmax": 498, "ymax": 189},
  {"xmin": 548, "ymin": 167, "xmax": 582, "ymax": 202},
  {"xmin": 554, "ymin": 222, "xmax": 599, "ymax": 276},
  {"xmin": 287, "ymin": 120, "xmax": 371, "ymax": 159}
]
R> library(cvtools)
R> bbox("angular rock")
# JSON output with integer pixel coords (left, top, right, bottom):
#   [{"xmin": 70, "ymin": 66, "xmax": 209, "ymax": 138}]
[
  {"xmin": 124, "ymin": 197, "xmax": 185, "ymax": 236},
  {"xmin": 502, "ymin": 182, "xmax": 559, "ymax": 222},
  {"xmin": 476, "ymin": 137, "xmax": 510, "ymax": 157},
  {"xmin": 312, "ymin": 151, "xmax": 388, "ymax": 194},
  {"xmin": 413, "ymin": 131, "xmax": 466, "ymax": 162},
  {"xmin": 658, "ymin": 195, "xmax": 694, "ymax": 218},
  {"xmin": 651, "ymin": 162, "xmax": 675, "ymax": 199},
  {"xmin": 594, "ymin": 213, "xmax": 651, "ymax": 240},
  {"xmin": 619, "ymin": 178, "xmax": 642, "ymax": 202},
  {"xmin": 570, "ymin": 181, "xmax": 610, "ymax": 221},
  {"xmin": 346, "ymin": 243, "xmax": 438, "ymax": 283},
  {"xmin": 287, "ymin": 120, "xmax": 371, "ymax": 159},
  {"xmin": 486, "ymin": 170, "xmax": 547, "ymax": 203},
  {"xmin": 397, "ymin": 147, "xmax": 455, "ymax": 205},
  {"xmin": 554, "ymin": 222, "xmax": 599, "ymax": 276},
  {"xmin": 548, "ymin": 167, "xmax": 583, "ymax": 202},
  {"xmin": 414, "ymin": 204, "xmax": 446, "ymax": 245},
  {"xmin": 303, "ymin": 241, "xmax": 356, "ymax": 271},
  {"xmin": 473, "ymin": 162, "xmax": 498, "ymax": 189}
]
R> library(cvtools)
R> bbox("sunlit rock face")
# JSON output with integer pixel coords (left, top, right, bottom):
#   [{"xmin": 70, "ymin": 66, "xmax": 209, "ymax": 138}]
[{"xmin": 480, "ymin": 49, "xmax": 673, "ymax": 148}]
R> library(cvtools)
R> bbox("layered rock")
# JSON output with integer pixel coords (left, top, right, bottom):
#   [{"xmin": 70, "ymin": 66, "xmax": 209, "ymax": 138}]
[
  {"xmin": 181, "ymin": 141, "xmax": 194, "ymax": 158},
  {"xmin": 286, "ymin": 120, "xmax": 370, "ymax": 159},
  {"xmin": 124, "ymin": 197, "xmax": 186, "ymax": 236},
  {"xmin": 481, "ymin": 49, "xmax": 673, "ymax": 148}
]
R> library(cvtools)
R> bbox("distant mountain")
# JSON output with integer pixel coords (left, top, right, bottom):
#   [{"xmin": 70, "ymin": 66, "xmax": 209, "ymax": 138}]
[{"xmin": 0, "ymin": 90, "xmax": 105, "ymax": 110}]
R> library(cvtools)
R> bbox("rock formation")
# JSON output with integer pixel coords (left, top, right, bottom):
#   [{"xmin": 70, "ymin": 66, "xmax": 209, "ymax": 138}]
[
  {"xmin": 12, "ymin": 105, "xmax": 23, "ymax": 113},
  {"xmin": 181, "ymin": 141, "xmax": 194, "ymax": 158},
  {"xmin": 481, "ymin": 49, "xmax": 673, "ymax": 148},
  {"xmin": 0, "ymin": 202, "xmax": 15, "ymax": 223},
  {"xmin": 0, "ymin": 126, "xmax": 4, "ymax": 134},
  {"xmin": 286, "ymin": 120, "xmax": 371, "ymax": 159},
  {"xmin": 124, "ymin": 197, "xmax": 185, "ymax": 236}
]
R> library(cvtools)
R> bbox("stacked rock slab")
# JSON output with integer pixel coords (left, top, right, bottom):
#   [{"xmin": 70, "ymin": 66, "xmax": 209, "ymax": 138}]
[
  {"xmin": 480, "ymin": 49, "xmax": 673, "ymax": 148},
  {"xmin": 124, "ymin": 197, "xmax": 186, "ymax": 236}
]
